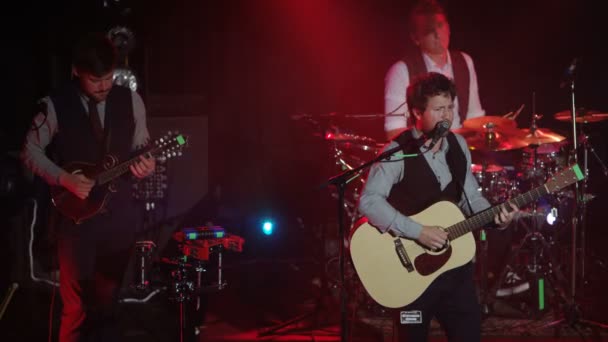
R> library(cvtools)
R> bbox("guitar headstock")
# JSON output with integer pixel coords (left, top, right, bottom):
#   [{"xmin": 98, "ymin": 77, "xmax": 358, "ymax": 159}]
[
  {"xmin": 152, "ymin": 131, "xmax": 189, "ymax": 161},
  {"xmin": 545, "ymin": 164, "xmax": 585, "ymax": 193}
]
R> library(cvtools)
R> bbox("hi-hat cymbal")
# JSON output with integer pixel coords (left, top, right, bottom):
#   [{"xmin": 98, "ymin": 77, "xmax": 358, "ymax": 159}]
[
  {"xmin": 554, "ymin": 110, "xmax": 608, "ymax": 123},
  {"xmin": 518, "ymin": 127, "xmax": 566, "ymax": 145},
  {"xmin": 462, "ymin": 116, "xmax": 517, "ymax": 130}
]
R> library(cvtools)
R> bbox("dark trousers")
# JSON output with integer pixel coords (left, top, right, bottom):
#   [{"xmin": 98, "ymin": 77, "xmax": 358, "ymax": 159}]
[
  {"xmin": 395, "ymin": 262, "xmax": 481, "ymax": 342},
  {"xmin": 57, "ymin": 209, "xmax": 135, "ymax": 342}
]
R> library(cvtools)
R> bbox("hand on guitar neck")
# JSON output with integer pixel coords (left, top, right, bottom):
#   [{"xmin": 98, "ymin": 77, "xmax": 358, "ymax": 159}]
[{"xmin": 493, "ymin": 201, "xmax": 519, "ymax": 229}]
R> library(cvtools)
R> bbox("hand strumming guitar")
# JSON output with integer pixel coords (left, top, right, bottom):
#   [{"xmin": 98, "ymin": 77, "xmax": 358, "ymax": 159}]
[
  {"xmin": 59, "ymin": 172, "xmax": 95, "ymax": 199},
  {"xmin": 130, "ymin": 154, "xmax": 156, "ymax": 179},
  {"xmin": 417, "ymin": 226, "xmax": 448, "ymax": 251}
]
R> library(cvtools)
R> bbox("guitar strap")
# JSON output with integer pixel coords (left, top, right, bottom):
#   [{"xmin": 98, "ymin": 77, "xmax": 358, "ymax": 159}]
[{"xmin": 456, "ymin": 178, "xmax": 475, "ymax": 218}]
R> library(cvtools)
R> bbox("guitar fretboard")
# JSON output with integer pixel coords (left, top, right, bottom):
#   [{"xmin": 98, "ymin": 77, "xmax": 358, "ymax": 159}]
[{"xmin": 447, "ymin": 184, "xmax": 549, "ymax": 241}]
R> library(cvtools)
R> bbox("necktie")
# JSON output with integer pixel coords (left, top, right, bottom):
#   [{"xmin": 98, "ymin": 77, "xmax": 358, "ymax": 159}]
[{"xmin": 88, "ymin": 99, "xmax": 104, "ymax": 143}]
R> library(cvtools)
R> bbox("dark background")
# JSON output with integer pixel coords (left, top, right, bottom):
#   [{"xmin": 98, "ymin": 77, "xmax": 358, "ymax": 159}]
[
  {"xmin": 2, "ymin": 0, "xmax": 608, "ymax": 333},
  {"xmin": 6, "ymin": 0, "xmax": 608, "ymax": 203}
]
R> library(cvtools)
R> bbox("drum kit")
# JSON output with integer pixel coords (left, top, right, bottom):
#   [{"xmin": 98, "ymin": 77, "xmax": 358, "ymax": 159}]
[
  {"xmin": 294, "ymin": 106, "xmax": 608, "ymax": 319},
  {"xmin": 305, "ymin": 109, "xmax": 605, "ymax": 223}
]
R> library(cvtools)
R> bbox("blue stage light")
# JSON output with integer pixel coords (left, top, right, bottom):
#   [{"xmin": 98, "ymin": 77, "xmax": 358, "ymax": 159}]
[{"xmin": 262, "ymin": 220, "xmax": 274, "ymax": 235}]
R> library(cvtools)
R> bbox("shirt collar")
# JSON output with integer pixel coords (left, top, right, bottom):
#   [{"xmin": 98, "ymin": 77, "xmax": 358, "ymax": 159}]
[
  {"xmin": 422, "ymin": 51, "xmax": 452, "ymax": 71},
  {"xmin": 413, "ymin": 127, "xmax": 449, "ymax": 153}
]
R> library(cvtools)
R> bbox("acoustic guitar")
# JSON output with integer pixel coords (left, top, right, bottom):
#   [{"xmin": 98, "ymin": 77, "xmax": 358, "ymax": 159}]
[{"xmin": 349, "ymin": 164, "xmax": 584, "ymax": 308}]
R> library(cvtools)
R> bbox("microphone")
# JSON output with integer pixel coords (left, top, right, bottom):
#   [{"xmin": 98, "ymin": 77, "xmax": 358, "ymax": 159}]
[
  {"xmin": 560, "ymin": 58, "xmax": 578, "ymax": 88},
  {"xmin": 425, "ymin": 119, "xmax": 451, "ymax": 150}
]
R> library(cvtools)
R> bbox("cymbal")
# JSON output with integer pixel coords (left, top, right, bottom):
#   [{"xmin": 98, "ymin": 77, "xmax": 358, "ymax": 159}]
[
  {"xmin": 518, "ymin": 127, "xmax": 566, "ymax": 145},
  {"xmin": 291, "ymin": 112, "xmax": 403, "ymax": 120},
  {"xmin": 462, "ymin": 116, "xmax": 517, "ymax": 131},
  {"xmin": 554, "ymin": 110, "xmax": 608, "ymax": 123},
  {"xmin": 464, "ymin": 131, "xmax": 528, "ymax": 152},
  {"xmin": 325, "ymin": 132, "xmax": 377, "ymax": 145},
  {"xmin": 454, "ymin": 124, "xmax": 528, "ymax": 152}
]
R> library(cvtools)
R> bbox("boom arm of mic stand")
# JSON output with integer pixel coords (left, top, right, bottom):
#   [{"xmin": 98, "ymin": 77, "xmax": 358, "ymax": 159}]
[{"xmin": 321, "ymin": 144, "xmax": 405, "ymax": 189}]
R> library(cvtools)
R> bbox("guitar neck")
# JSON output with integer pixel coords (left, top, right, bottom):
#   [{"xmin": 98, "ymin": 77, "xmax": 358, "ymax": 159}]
[
  {"xmin": 96, "ymin": 150, "xmax": 154, "ymax": 185},
  {"xmin": 447, "ymin": 184, "xmax": 549, "ymax": 240}
]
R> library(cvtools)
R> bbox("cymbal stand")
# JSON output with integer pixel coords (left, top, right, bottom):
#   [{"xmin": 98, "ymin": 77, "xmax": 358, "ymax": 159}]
[
  {"xmin": 577, "ymin": 130, "xmax": 608, "ymax": 283},
  {"xmin": 566, "ymin": 77, "xmax": 580, "ymax": 300},
  {"xmin": 485, "ymin": 144, "xmax": 568, "ymax": 319},
  {"xmin": 538, "ymin": 71, "xmax": 608, "ymax": 334}
]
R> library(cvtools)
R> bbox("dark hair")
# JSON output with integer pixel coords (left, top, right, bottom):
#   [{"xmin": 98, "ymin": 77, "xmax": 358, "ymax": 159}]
[
  {"xmin": 72, "ymin": 32, "xmax": 117, "ymax": 77},
  {"xmin": 407, "ymin": 0, "xmax": 447, "ymax": 34},
  {"xmin": 406, "ymin": 72, "xmax": 456, "ymax": 118}
]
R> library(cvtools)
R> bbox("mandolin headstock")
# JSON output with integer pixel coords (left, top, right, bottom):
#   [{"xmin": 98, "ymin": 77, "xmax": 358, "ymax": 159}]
[{"xmin": 152, "ymin": 131, "xmax": 189, "ymax": 162}]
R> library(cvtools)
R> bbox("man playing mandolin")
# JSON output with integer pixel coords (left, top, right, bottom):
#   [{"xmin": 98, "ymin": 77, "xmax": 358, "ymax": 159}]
[
  {"xmin": 20, "ymin": 32, "xmax": 155, "ymax": 342},
  {"xmin": 358, "ymin": 72, "xmax": 518, "ymax": 341}
]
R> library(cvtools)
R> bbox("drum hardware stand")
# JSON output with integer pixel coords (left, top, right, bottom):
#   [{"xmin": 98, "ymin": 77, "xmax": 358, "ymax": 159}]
[
  {"xmin": 576, "ymin": 130, "xmax": 608, "ymax": 284},
  {"xmin": 538, "ymin": 65, "xmax": 608, "ymax": 334},
  {"xmin": 132, "ymin": 240, "xmax": 157, "ymax": 291},
  {"xmin": 483, "ymin": 143, "xmax": 564, "ymax": 317},
  {"xmin": 478, "ymin": 229, "xmax": 490, "ymax": 316},
  {"xmin": 167, "ymin": 247, "xmax": 227, "ymax": 342}
]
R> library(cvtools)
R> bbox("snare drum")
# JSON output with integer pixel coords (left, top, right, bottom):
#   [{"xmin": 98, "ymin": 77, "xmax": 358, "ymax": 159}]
[{"xmin": 471, "ymin": 164, "xmax": 512, "ymax": 204}]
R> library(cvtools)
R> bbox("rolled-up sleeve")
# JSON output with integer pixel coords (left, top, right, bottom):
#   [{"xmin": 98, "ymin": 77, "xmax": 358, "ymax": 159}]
[
  {"xmin": 20, "ymin": 98, "xmax": 64, "ymax": 186},
  {"xmin": 131, "ymin": 91, "xmax": 150, "ymax": 150},
  {"xmin": 384, "ymin": 61, "xmax": 410, "ymax": 132},
  {"xmin": 357, "ymin": 142, "xmax": 423, "ymax": 239}
]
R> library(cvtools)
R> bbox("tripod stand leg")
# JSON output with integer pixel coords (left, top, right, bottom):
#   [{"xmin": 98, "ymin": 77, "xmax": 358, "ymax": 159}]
[
  {"xmin": 0, "ymin": 283, "xmax": 19, "ymax": 320},
  {"xmin": 257, "ymin": 310, "xmax": 316, "ymax": 337},
  {"xmin": 485, "ymin": 225, "xmax": 530, "ymax": 303},
  {"xmin": 579, "ymin": 319, "xmax": 608, "ymax": 329}
]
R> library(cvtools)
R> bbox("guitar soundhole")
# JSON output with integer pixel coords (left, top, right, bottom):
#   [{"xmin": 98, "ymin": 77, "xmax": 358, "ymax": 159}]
[{"xmin": 414, "ymin": 246, "xmax": 452, "ymax": 276}]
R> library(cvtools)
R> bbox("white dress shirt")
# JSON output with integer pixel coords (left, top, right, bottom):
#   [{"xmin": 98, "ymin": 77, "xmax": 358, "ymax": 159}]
[{"xmin": 384, "ymin": 51, "xmax": 485, "ymax": 132}]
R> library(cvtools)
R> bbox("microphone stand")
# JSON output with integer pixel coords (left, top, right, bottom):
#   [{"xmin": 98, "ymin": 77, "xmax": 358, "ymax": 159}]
[
  {"xmin": 320, "ymin": 143, "xmax": 410, "ymax": 342},
  {"xmin": 567, "ymin": 76, "xmax": 580, "ymax": 302}
]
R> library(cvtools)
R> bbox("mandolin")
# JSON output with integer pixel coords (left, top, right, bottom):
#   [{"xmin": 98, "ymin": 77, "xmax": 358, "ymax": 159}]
[{"xmin": 50, "ymin": 131, "xmax": 188, "ymax": 224}]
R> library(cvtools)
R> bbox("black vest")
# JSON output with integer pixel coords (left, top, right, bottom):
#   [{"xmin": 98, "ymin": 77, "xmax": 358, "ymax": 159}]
[
  {"xmin": 402, "ymin": 49, "xmax": 470, "ymax": 124},
  {"xmin": 49, "ymin": 81, "xmax": 134, "ymax": 167},
  {"xmin": 387, "ymin": 130, "xmax": 467, "ymax": 216},
  {"xmin": 49, "ymin": 82, "xmax": 137, "ymax": 238}
]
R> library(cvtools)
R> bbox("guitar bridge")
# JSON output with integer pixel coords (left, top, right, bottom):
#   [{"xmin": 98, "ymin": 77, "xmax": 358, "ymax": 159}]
[{"xmin": 394, "ymin": 239, "xmax": 414, "ymax": 272}]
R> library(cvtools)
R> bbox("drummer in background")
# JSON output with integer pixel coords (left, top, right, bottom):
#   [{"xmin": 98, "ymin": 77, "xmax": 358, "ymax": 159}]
[{"xmin": 384, "ymin": 0, "xmax": 485, "ymax": 141}]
